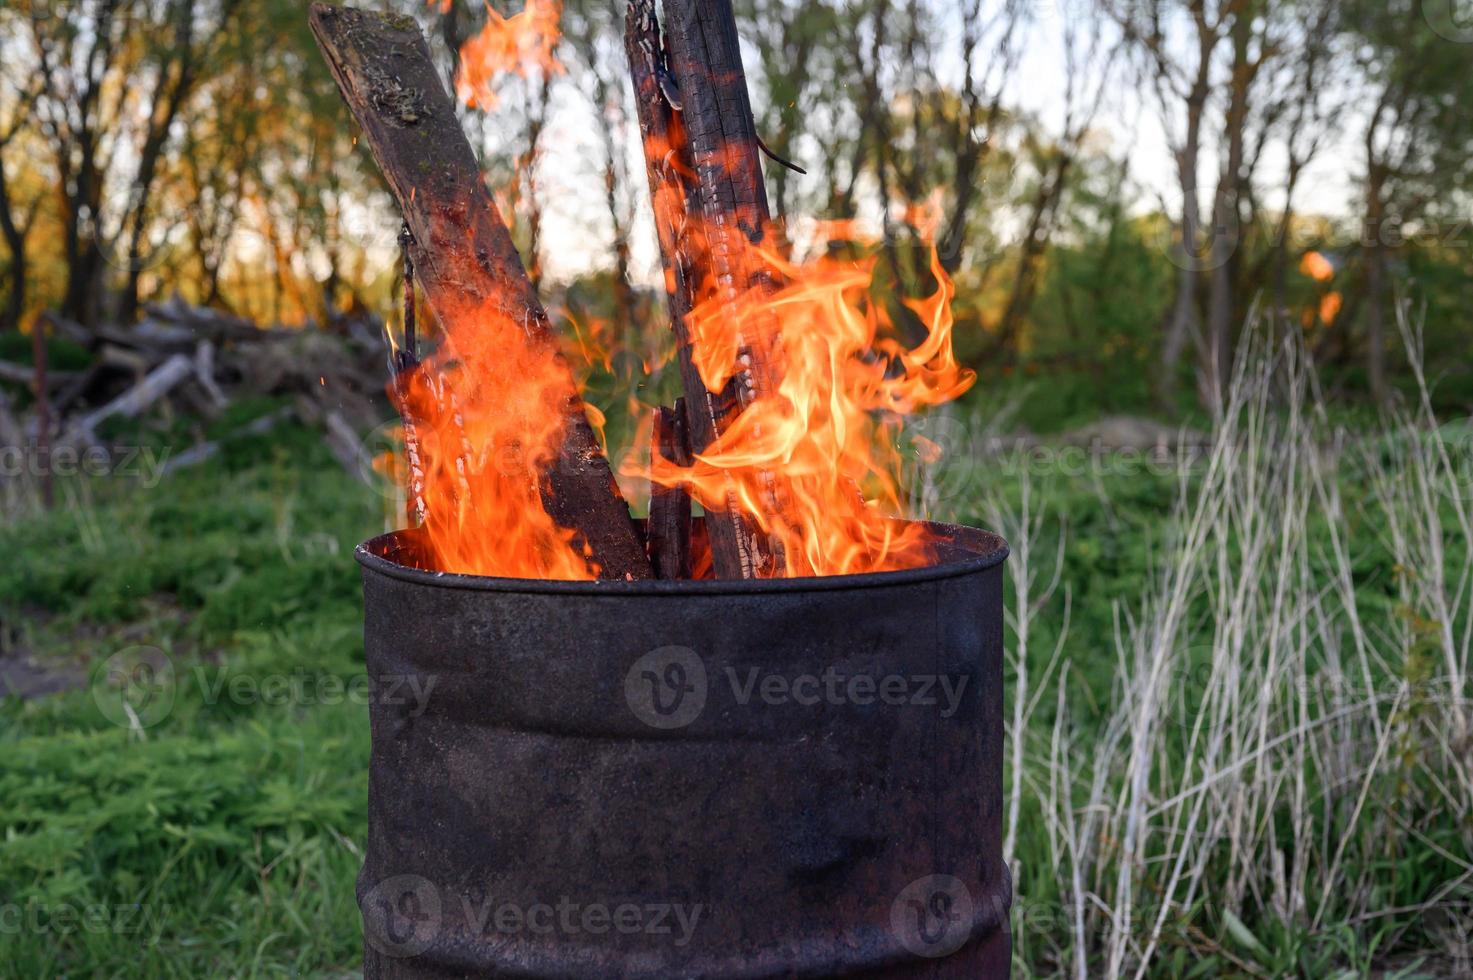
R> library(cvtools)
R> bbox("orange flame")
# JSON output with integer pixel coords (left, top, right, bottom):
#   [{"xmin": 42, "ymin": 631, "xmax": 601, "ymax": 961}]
[
  {"xmin": 451, "ymin": 0, "xmax": 564, "ymax": 110},
  {"xmin": 639, "ymin": 206, "xmax": 976, "ymax": 578},
  {"xmin": 391, "ymin": 26, "xmax": 973, "ymax": 579},
  {"xmin": 393, "ymin": 281, "xmax": 597, "ymax": 580}
]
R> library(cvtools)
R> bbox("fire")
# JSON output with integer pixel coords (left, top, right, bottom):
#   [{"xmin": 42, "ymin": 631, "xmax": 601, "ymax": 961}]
[
  {"xmin": 641, "ymin": 210, "xmax": 976, "ymax": 578},
  {"xmin": 395, "ymin": 207, "xmax": 974, "ymax": 580},
  {"xmin": 451, "ymin": 0, "xmax": 564, "ymax": 110},
  {"xmin": 396, "ymin": 7, "xmax": 973, "ymax": 581},
  {"xmin": 393, "ymin": 287, "xmax": 597, "ymax": 581}
]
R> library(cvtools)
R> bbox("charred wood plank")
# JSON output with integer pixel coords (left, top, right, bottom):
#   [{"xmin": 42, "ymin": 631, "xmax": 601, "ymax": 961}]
[
  {"xmin": 646, "ymin": 400, "xmax": 693, "ymax": 580},
  {"xmin": 625, "ymin": 0, "xmax": 782, "ymax": 579},
  {"xmin": 661, "ymin": 0, "xmax": 775, "ymax": 263},
  {"xmin": 309, "ymin": 4, "xmax": 651, "ymax": 581}
]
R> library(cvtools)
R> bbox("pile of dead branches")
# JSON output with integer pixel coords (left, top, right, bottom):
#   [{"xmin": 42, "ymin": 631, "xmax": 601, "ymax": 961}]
[{"xmin": 1, "ymin": 294, "xmax": 395, "ymax": 509}]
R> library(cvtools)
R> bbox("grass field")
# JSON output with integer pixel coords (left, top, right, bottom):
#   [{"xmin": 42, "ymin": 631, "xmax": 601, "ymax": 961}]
[{"xmin": 2, "ymin": 335, "xmax": 1470, "ymax": 977}]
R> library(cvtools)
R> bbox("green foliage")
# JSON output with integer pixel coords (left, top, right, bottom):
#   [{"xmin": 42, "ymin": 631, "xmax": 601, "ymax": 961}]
[
  {"xmin": 4, "ymin": 402, "xmax": 1466, "ymax": 975},
  {"xmin": 0, "ymin": 418, "xmax": 380, "ymax": 976}
]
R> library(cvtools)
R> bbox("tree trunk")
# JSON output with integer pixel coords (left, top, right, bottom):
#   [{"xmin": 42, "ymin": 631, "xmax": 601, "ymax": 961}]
[
  {"xmin": 1364, "ymin": 173, "xmax": 1390, "ymax": 406},
  {"xmin": 1202, "ymin": 11, "xmax": 1256, "ymax": 422},
  {"xmin": 0, "ymin": 156, "xmax": 26, "ymax": 332},
  {"xmin": 995, "ymin": 153, "xmax": 1071, "ymax": 351},
  {"xmin": 1160, "ymin": 130, "xmax": 1203, "ymax": 413}
]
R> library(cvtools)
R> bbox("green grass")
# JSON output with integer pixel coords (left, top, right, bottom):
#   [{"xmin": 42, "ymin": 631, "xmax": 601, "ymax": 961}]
[
  {"xmin": 1, "ymin": 367, "xmax": 1469, "ymax": 976},
  {"xmin": 1, "ymin": 406, "xmax": 380, "ymax": 978}
]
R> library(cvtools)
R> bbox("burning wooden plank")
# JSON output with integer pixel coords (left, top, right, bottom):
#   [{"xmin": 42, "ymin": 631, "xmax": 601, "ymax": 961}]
[
  {"xmin": 646, "ymin": 400, "xmax": 693, "ymax": 580},
  {"xmin": 309, "ymin": 3, "xmax": 651, "ymax": 581},
  {"xmin": 625, "ymin": 0, "xmax": 785, "ymax": 579}
]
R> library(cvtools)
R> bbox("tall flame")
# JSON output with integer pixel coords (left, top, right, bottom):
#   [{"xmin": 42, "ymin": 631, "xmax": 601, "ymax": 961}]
[
  {"xmin": 641, "ymin": 206, "xmax": 976, "ymax": 578},
  {"xmin": 404, "ymin": 5, "xmax": 974, "ymax": 580},
  {"xmin": 393, "ymin": 288, "xmax": 597, "ymax": 581},
  {"xmin": 451, "ymin": 0, "xmax": 564, "ymax": 110}
]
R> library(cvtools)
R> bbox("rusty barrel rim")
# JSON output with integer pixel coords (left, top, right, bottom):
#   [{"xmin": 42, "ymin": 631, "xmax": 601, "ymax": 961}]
[{"xmin": 356, "ymin": 519, "xmax": 1008, "ymax": 596}]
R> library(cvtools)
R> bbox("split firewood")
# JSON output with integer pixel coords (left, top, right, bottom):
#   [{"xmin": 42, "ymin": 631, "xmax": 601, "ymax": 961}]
[
  {"xmin": 97, "ymin": 344, "xmax": 153, "ymax": 376},
  {"xmin": 625, "ymin": 0, "xmax": 786, "ymax": 579},
  {"xmin": 0, "ymin": 360, "xmax": 78, "ymax": 387},
  {"xmin": 56, "ymin": 353, "xmax": 195, "ymax": 451},
  {"xmin": 38, "ymin": 312, "xmax": 93, "ymax": 350},
  {"xmin": 309, "ymin": 3, "xmax": 652, "ymax": 581},
  {"xmin": 94, "ymin": 321, "xmax": 197, "ymax": 353},
  {"xmin": 646, "ymin": 400, "xmax": 693, "ymax": 580},
  {"xmin": 51, "ymin": 364, "xmax": 106, "ymax": 416},
  {"xmin": 192, "ymin": 341, "xmax": 230, "ymax": 411},
  {"xmin": 658, "ymin": 0, "xmax": 787, "ymax": 410}
]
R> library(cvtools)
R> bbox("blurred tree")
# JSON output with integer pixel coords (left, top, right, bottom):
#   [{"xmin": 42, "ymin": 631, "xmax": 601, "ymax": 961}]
[
  {"xmin": 1345, "ymin": 0, "xmax": 1473, "ymax": 405},
  {"xmin": 1110, "ymin": 0, "xmax": 1351, "ymax": 417},
  {"xmin": 993, "ymin": 0, "xmax": 1118, "ymax": 355},
  {"xmin": 0, "ymin": 64, "xmax": 42, "ymax": 331},
  {"xmin": 1109, "ymin": 0, "xmax": 1227, "ymax": 412}
]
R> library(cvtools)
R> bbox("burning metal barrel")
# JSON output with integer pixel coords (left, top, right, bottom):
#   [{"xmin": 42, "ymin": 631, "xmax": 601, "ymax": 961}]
[{"xmin": 355, "ymin": 519, "xmax": 1011, "ymax": 978}]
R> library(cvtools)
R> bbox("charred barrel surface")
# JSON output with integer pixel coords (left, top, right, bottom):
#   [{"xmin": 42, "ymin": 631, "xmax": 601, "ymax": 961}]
[{"xmin": 355, "ymin": 522, "xmax": 1011, "ymax": 977}]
